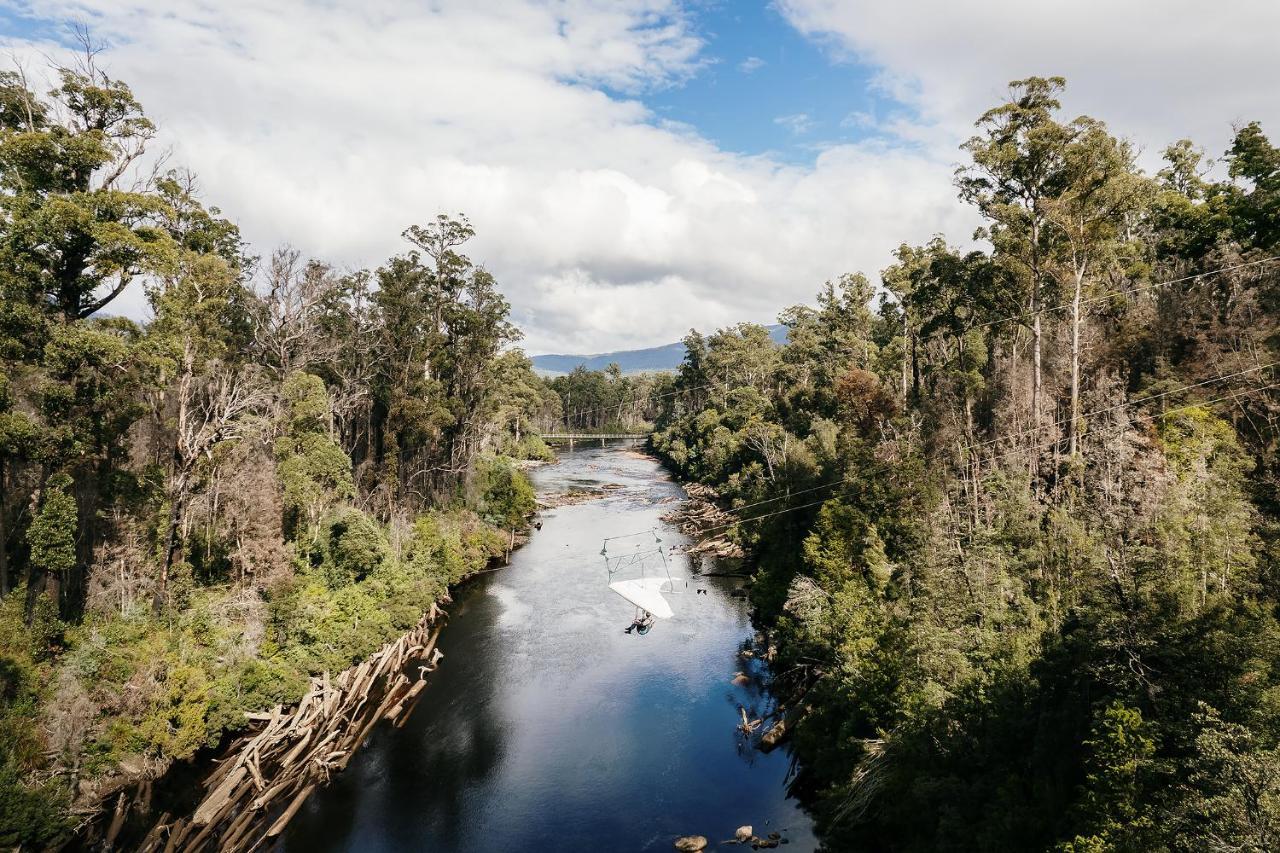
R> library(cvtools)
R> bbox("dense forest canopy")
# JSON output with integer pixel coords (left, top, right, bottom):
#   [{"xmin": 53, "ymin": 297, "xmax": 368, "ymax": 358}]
[
  {"xmin": 652, "ymin": 76, "xmax": 1280, "ymax": 851},
  {"xmin": 0, "ymin": 56, "xmax": 552, "ymax": 845}
]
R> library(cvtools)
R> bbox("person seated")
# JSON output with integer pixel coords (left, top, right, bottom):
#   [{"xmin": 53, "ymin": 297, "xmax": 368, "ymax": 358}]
[{"xmin": 624, "ymin": 610, "xmax": 655, "ymax": 634}]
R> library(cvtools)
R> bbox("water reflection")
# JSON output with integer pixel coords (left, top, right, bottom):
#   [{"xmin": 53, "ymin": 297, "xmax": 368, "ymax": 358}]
[{"xmin": 285, "ymin": 444, "xmax": 817, "ymax": 852}]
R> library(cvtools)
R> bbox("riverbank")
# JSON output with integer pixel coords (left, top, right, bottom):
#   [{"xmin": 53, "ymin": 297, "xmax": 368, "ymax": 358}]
[
  {"xmin": 30, "ymin": 457, "xmax": 540, "ymax": 852},
  {"xmin": 96, "ymin": 604, "xmax": 450, "ymax": 851}
]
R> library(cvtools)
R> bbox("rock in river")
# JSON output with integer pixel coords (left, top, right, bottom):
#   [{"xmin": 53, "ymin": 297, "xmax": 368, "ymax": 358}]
[{"xmin": 674, "ymin": 835, "xmax": 708, "ymax": 851}]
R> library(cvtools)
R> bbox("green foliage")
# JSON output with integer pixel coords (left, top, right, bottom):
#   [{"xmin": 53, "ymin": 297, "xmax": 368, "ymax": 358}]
[
  {"xmin": 473, "ymin": 455, "xmax": 536, "ymax": 530},
  {"xmin": 1060, "ymin": 704, "xmax": 1157, "ymax": 851},
  {"xmin": 0, "ymin": 761, "xmax": 71, "ymax": 849},
  {"xmin": 270, "ymin": 508, "xmax": 502, "ymax": 675},
  {"xmin": 1226, "ymin": 121, "xmax": 1280, "ymax": 250},
  {"xmin": 410, "ymin": 511, "xmax": 507, "ymax": 585},
  {"xmin": 276, "ymin": 372, "xmax": 355, "ymax": 537},
  {"xmin": 320, "ymin": 507, "xmax": 388, "ymax": 587},
  {"xmin": 508, "ymin": 433, "xmax": 555, "ymax": 462},
  {"xmin": 1155, "ymin": 406, "xmax": 1258, "ymax": 608},
  {"xmin": 0, "ymin": 593, "xmax": 49, "ymax": 765},
  {"xmin": 1170, "ymin": 707, "xmax": 1280, "ymax": 849},
  {"xmin": 0, "ymin": 590, "xmax": 72, "ymax": 847},
  {"xmin": 547, "ymin": 363, "xmax": 667, "ymax": 433},
  {"xmin": 27, "ymin": 473, "xmax": 77, "ymax": 591}
]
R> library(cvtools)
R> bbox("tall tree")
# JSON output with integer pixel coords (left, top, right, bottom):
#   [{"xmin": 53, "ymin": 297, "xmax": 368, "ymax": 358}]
[
  {"xmin": 1045, "ymin": 118, "xmax": 1149, "ymax": 460},
  {"xmin": 959, "ymin": 76, "xmax": 1074, "ymax": 440}
]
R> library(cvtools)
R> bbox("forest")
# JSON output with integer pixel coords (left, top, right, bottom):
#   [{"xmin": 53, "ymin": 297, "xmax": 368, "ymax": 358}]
[
  {"xmin": 544, "ymin": 365, "xmax": 673, "ymax": 433},
  {"xmin": 652, "ymin": 77, "xmax": 1280, "ymax": 851},
  {"xmin": 0, "ymin": 58, "xmax": 557, "ymax": 845}
]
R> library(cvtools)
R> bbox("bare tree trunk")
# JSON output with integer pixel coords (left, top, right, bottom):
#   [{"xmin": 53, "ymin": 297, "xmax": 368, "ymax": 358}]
[
  {"xmin": 1030, "ymin": 220, "xmax": 1043, "ymax": 436},
  {"xmin": 1032, "ymin": 298, "xmax": 1042, "ymax": 433},
  {"xmin": 159, "ymin": 469, "xmax": 190, "ymax": 606},
  {"xmin": 901, "ymin": 310, "xmax": 909, "ymax": 399},
  {"xmin": 159, "ymin": 345, "xmax": 195, "ymax": 606},
  {"xmin": 0, "ymin": 458, "xmax": 8, "ymax": 597},
  {"xmin": 1068, "ymin": 262, "xmax": 1085, "ymax": 459}
]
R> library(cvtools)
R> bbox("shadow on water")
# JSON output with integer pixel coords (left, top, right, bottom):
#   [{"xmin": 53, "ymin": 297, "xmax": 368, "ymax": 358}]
[{"xmin": 284, "ymin": 442, "xmax": 818, "ymax": 852}]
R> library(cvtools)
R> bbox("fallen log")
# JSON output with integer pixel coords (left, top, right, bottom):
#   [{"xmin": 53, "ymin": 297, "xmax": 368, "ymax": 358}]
[
  {"xmin": 386, "ymin": 678, "xmax": 429, "ymax": 722},
  {"xmin": 265, "ymin": 784, "xmax": 316, "ymax": 838},
  {"xmin": 191, "ymin": 765, "xmax": 246, "ymax": 826},
  {"xmin": 103, "ymin": 792, "xmax": 128, "ymax": 848},
  {"xmin": 135, "ymin": 811, "xmax": 170, "ymax": 853}
]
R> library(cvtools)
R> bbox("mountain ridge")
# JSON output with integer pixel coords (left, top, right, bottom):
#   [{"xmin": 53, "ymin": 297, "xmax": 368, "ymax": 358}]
[{"xmin": 531, "ymin": 324, "xmax": 788, "ymax": 375}]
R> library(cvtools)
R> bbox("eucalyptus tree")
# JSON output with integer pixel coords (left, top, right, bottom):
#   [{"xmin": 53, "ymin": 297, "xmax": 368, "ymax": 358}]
[
  {"xmin": 256, "ymin": 249, "xmax": 345, "ymax": 384},
  {"xmin": 1226, "ymin": 121, "xmax": 1280, "ymax": 251},
  {"xmin": 777, "ymin": 274, "xmax": 876, "ymax": 432},
  {"xmin": 959, "ymin": 76, "xmax": 1074, "ymax": 437},
  {"xmin": 675, "ymin": 329, "xmax": 710, "ymax": 413},
  {"xmin": 147, "ymin": 244, "xmax": 260, "ymax": 604},
  {"xmin": 0, "ymin": 60, "xmax": 180, "ymax": 611},
  {"xmin": 0, "ymin": 65, "xmax": 169, "ymax": 321},
  {"xmin": 1045, "ymin": 118, "xmax": 1150, "ymax": 460},
  {"xmin": 369, "ymin": 217, "xmax": 519, "ymax": 510},
  {"xmin": 881, "ymin": 243, "xmax": 927, "ymax": 400}
]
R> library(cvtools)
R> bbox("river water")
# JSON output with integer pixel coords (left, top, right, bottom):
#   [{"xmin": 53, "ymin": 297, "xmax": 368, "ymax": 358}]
[{"xmin": 284, "ymin": 442, "xmax": 818, "ymax": 852}]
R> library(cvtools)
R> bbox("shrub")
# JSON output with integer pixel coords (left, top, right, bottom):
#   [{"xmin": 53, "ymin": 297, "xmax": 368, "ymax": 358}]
[
  {"xmin": 473, "ymin": 455, "xmax": 535, "ymax": 531},
  {"xmin": 321, "ymin": 508, "xmax": 388, "ymax": 588}
]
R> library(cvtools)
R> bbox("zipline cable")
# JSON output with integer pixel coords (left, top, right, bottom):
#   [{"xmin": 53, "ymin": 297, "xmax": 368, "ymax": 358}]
[
  {"xmin": 545, "ymin": 255, "xmax": 1280, "ymax": 429},
  {"xmin": 690, "ymin": 377, "xmax": 1280, "ymax": 539},
  {"xmin": 597, "ymin": 364, "xmax": 1280, "ymax": 543}
]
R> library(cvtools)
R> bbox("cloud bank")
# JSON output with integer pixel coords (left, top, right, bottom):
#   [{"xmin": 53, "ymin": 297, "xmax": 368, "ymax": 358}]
[
  {"xmin": 3, "ymin": 1, "xmax": 1273, "ymax": 353},
  {"xmin": 778, "ymin": 0, "xmax": 1280, "ymax": 167}
]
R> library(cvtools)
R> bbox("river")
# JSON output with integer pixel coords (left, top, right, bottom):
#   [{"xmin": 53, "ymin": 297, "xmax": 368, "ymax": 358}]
[{"xmin": 284, "ymin": 441, "xmax": 818, "ymax": 852}]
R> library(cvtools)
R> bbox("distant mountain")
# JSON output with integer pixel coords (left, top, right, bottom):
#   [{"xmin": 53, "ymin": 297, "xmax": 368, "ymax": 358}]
[{"xmin": 531, "ymin": 324, "xmax": 788, "ymax": 375}]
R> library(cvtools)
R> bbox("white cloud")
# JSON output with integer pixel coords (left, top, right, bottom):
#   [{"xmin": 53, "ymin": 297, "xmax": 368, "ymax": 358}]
[
  {"xmin": 773, "ymin": 112, "xmax": 818, "ymax": 136},
  {"xmin": 777, "ymin": 0, "xmax": 1280, "ymax": 170},
  {"xmin": 2, "ymin": 0, "xmax": 977, "ymax": 353},
  {"xmin": 737, "ymin": 55, "xmax": 765, "ymax": 73},
  {"xmin": 4, "ymin": 1, "xmax": 1275, "ymax": 355}
]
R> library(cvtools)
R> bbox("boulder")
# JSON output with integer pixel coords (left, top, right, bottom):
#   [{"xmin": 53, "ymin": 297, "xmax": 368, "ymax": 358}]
[
  {"xmin": 674, "ymin": 835, "xmax": 708, "ymax": 851},
  {"xmin": 735, "ymin": 825, "xmax": 753, "ymax": 842}
]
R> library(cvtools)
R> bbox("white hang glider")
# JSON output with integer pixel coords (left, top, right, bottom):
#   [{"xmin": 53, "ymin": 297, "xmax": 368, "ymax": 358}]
[{"xmin": 608, "ymin": 576, "xmax": 676, "ymax": 619}]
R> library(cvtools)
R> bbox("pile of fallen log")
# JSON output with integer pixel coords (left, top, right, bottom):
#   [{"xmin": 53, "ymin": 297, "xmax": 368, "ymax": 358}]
[
  {"xmin": 536, "ymin": 485, "xmax": 613, "ymax": 509},
  {"xmin": 662, "ymin": 482, "xmax": 745, "ymax": 559},
  {"xmin": 127, "ymin": 601, "xmax": 449, "ymax": 852}
]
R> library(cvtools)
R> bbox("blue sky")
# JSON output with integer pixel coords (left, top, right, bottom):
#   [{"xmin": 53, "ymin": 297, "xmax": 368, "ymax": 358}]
[
  {"xmin": 4, "ymin": 0, "xmax": 897, "ymax": 166},
  {"xmin": 0, "ymin": 5, "xmax": 58, "ymax": 42},
  {"xmin": 620, "ymin": 1, "xmax": 895, "ymax": 163}
]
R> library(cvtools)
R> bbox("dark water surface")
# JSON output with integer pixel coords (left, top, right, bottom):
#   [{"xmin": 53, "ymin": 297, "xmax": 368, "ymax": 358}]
[{"xmin": 285, "ymin": 443, "xmax": 817, "ymax": 852}]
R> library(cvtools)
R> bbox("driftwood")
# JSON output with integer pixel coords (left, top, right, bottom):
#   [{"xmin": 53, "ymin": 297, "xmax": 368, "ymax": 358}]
[
  {"xmin": 536, "ymin": 485, "xmax": 617, "ymax": 509},
  {"xmin": 737, "ymin": 706, "xmax": 763, "ymax": 735},
  {"xmin": 759, "ymin": 700, "xmax": 809, "ymax": 753},
  {"xmin": 662, "ymin": 483, "xmax": 746, "ymax": 559},
  {"xmin": 128, "ymin": 601, "xmax": 451, "ymax": 853}
]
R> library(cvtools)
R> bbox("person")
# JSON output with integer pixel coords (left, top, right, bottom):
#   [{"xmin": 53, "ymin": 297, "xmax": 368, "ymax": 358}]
[{"xmin": 624, "ymin": 609, "xmax": 655, "ymax": 634}]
